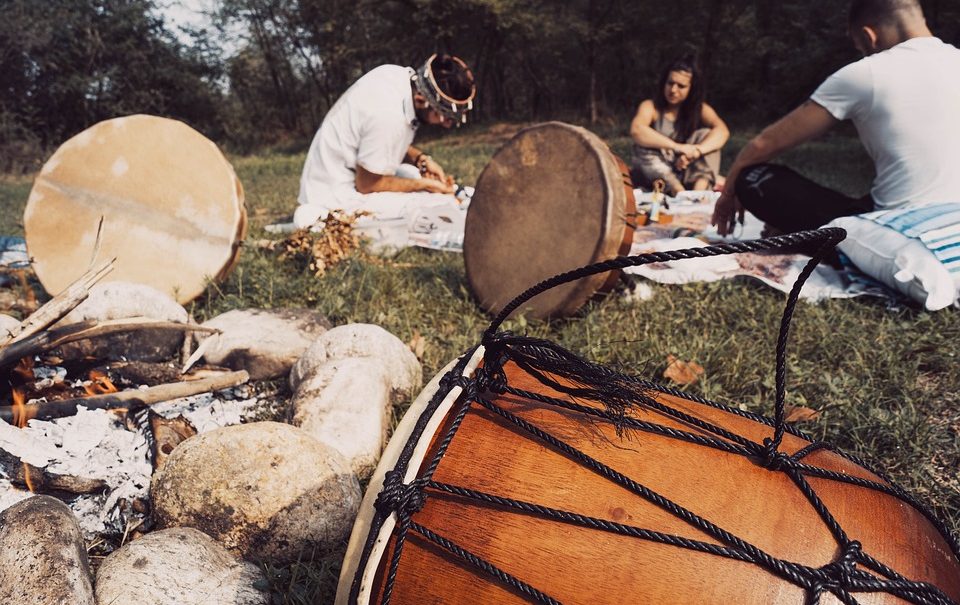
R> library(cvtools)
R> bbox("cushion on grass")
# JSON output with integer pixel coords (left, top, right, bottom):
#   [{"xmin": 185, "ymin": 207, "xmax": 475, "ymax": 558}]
[{"xmin": 829, "ymin": 203, "xmax": 960, "ymax": 311}]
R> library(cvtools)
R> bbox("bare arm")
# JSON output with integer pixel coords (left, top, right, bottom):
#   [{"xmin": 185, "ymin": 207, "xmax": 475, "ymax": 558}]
[
  {"xmin": 711, "ymin": 100, "xmax": 839, "ymax": 235},
  {"xmin": 355, "ymin": 163, "xmax": 453, "ymax": 195},
  {"xmin": 629, "ymin": 100, "xmax": 681, "ymax": 151},
  {"xmin": 693, "ymin": 103, "xmax": 729, "ymax": 155}
]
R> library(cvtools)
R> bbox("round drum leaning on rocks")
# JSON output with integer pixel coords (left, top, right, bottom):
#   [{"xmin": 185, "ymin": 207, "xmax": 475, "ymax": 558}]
[
  {"xmin": 24, "ymin": 114, "xmax": 246, "ymax": 304},
  {"xmin": 336, "ymin": 229, "xmax": 960, "ymax": 604}
]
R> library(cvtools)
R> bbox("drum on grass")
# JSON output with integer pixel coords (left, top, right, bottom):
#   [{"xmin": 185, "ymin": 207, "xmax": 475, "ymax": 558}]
[
  {"xmin": 463, "ymin": 121, "xmax": 636, "ymax": 319},
  {"xmin": 24, "ymin": 114, "xmax": 246, "ymax": 304},
  {"xmin": 337, "ymin": 229, "xmax": 960, "ymax": 605}
]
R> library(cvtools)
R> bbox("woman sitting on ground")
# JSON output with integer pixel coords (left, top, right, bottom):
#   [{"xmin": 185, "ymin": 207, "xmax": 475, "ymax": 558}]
[{"xmin": 629, "ymin": 56, "xmax": 729, "ymax": 196}]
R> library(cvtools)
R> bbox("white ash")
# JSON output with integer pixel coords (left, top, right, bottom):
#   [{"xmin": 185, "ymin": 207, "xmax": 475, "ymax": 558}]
[
  {"xmin": 151, "ymin": 386, "xmax": 259, "ymax": 433},
  {"xmin": 0, "ymin": 385, "xmax": 263, "ymax": 538},
  {"xmin": 0, "ymin": 478, "xmax": 32, "ymax": 511},
  {"xmin": 32, "ymin": 365, "xmax": 67, "ymax": 389}
]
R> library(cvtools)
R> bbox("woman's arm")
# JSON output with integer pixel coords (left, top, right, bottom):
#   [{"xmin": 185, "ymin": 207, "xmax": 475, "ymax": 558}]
[
  {"xmin": 692, "ymin": 103, "xmax": 730, "ymax": 155},
  {"xmin": 629, "ymin": 100, "xmax": 681, "ymax": 151}
]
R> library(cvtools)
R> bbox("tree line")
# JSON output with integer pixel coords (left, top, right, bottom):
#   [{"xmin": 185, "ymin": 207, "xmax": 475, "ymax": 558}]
[{"xmin": 1, "ymin": 0, "xmax": 957, "ymax": 171}]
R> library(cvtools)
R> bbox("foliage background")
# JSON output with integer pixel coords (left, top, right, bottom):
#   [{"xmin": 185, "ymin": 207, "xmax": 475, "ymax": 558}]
[{"xmin": 2, "ymin": 0, "xmax": 959, "ymax": 169}]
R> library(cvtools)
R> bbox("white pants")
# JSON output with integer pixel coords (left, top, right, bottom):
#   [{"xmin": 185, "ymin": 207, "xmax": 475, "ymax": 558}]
[{"xmin": 292, "ymin": 169, "xmax": 460, "ymax": 252}]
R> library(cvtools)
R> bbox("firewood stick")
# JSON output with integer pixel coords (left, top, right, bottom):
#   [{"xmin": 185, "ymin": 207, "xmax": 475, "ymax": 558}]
[
  {"xmin": 44, "ymin": 318, "xmax": 219, "ymax": 349},
  {"xmin": 0, "ymin": 258, "xmax": 116, "ymax": 347},
  {"xmin": 0, "ymin": 370, "xmax": 249, "ymax": 424},
  {"xmin": 0, "ymin": 446, "xmax": 108, "ymax": 494},
  {"xmin": 0, "ymin": 318, "xmax": 219, "ymax": 370}
]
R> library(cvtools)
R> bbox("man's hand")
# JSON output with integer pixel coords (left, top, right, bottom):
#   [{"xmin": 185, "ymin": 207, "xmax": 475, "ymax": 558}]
[
  {"xmin": 356, "ymin": 163, "xmax": 453, "ymax": 195},
  {"xmin": 708, "ymin": 100, "xmax": 839, "ymax": 237},
  {"xmin": 418, "ymin": 178, "xmax": 454, "ymax": 194},
  {"xmin": 711, "ymin": 188, "xmax": 744, "ymax": 237},
  {"xmin": 419, "ymin": 156, "xmax": 448, "ymax": 184}
]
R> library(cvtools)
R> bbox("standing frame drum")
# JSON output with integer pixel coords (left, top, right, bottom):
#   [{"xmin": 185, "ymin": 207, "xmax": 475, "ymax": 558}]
[
  {"xmin": 463, "ymin": 121, "xmax": 636, "ymax": 319},
  {"xmin": 24, "ymin": 114, "xmax": 247, "ymax": 304},
  {"xmin": 338, "ymin": 229, "xmax": 960, "ymax": 605}
]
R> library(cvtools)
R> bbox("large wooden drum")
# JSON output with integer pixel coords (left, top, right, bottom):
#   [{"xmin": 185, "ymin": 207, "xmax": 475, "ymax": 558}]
[
  {"xmin": 464, "ymin": 121, "xmax": 635, "ymax": 319},
  {"xmin": 25, "ymin": 114, "xmax": 246, "ymax": 304},
  {"xmin": 338, "ymin": 230, "xmax": 960, "ymax": 605}
]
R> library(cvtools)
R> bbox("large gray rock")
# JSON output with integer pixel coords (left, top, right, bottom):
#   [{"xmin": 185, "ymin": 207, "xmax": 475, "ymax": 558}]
[
  {"xmin": 151, "ymin": 421, "xmax": 361, "ymax": 564},
  {"xmin": 54, "ymin": 281, "xmax": 188, "ymax": 362},
  {"xmin": 0, "ymin": 495, "xmax": 95, "ymax": 605},
  {"xmin": 95, "ymin": 527, "xmax": 268, "ymax": 605},
  {"xmin": 289, "ymin": 323, "xmax": 421, "ymax": 401},
  {"xmin": 292, "ymin": 357, "xmax": 392, "ymax": 474},
  {"xmin": 200, "ymin": 308, "xmax": 332, "ymax": 380}
]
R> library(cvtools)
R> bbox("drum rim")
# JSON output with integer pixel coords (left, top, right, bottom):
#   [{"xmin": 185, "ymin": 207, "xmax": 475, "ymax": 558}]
[
  {"xmin": 463, "ymin": 121, "xmax": 630, "ymax": 318},
  {"xmin": 335, "ymin": 347, "xmax": 486, "ymax": 605}
]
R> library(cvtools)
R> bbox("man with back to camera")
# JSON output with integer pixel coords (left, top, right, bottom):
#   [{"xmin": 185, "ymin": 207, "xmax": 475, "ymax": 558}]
[
  {"xmin": 294, "ymin": 54, "xmax": 476, "ymax": 234},
  {"xmin": 712, "ymin": 0, "xmax": 960, "ymax": 237}
]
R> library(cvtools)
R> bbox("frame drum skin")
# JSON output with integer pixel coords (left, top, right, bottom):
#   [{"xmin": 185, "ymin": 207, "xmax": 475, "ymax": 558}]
[
  {"xmin": 24, "ymin": 114, "xmax": 246, "ymax": 303},
  {"xmin": 463, "ymin": 122, "xmax": 635, "ymax": 319}
]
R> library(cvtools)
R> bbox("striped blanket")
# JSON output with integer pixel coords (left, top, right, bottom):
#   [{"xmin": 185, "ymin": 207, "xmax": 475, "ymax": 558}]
[{"xmin": 862, "ymin": 203, "xmax": 960, "ymax": 277}]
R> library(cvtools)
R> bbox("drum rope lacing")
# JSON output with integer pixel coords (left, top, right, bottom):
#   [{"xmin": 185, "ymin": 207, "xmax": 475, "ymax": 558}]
[{"xmin": 354, "ymin": 228, "xmax": 960, "ymax": 605}]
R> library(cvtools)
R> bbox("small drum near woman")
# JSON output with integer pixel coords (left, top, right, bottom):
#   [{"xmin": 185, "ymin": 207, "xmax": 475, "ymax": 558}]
[
  {"xmin": 463, "ymin": 121, "xmax": 636, "ymax": 319},
  {"xmin": 338, "ymin": 230, "xmax": 960, "ymax": 605}
]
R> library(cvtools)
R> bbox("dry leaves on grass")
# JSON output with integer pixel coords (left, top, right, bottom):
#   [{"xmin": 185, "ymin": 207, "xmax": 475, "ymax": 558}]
[
  {"xmin": 662, "ymin": 354, "xmax": 704, "ymax": 385},
  {"xmin": 268, "ymin": 210, "xmax": 370, "ymax": 276},
  {"xmin": 408, "ymin": 330, "xmax": 426, "ymax": 361},
  {"xmin": 783, "ymin": 405, "xmax": 821, "ymax": 423}
]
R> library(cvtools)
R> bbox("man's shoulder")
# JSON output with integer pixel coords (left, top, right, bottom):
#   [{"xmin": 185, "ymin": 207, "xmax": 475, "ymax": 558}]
[{"xmin": 357, "ymin": 64, "xmax": 413, "ymax": 86}]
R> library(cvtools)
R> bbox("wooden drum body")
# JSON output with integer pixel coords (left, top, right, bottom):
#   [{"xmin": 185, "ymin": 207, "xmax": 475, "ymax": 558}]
[
  {"xmin": 338, "ymin": 343, "xmax": 960, "ymax": 604},
  {"xmin": 25, "ymin": 114, "xmax": 246, "ymax": 304},
  {"xmin": 464, "ymin": 122, "xmax": 635, "ymax": 319}
]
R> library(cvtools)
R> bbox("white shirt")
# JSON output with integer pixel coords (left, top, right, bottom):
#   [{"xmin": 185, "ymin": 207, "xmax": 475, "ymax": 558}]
[
  {"xmin": 811, "ymin": 37, "xmax": 960, "ymax": 209},
  {"xmin": 298, "ymin": 65, "xmax": 418, "ymax": 210}
]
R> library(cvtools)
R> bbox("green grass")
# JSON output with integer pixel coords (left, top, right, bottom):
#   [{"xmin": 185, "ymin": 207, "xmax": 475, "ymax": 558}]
[{"xmin": 3, "ymin": 122, "xmax": 958, "ymax": 602}]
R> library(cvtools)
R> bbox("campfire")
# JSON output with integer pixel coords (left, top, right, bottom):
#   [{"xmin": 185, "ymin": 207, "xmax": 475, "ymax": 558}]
[{"xmin": 0, "ymin": 259, "xmax": 263, "ymax": 542}]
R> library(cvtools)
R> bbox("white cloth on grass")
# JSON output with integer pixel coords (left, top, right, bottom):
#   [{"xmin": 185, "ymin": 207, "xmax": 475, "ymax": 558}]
[{"xmin": 810, "ymin": 37, "xmax": 960, "ymax": 209}]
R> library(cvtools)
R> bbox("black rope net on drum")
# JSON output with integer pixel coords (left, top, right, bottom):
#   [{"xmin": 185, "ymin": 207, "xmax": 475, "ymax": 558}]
[{"xmin": 351, "ymin": 228, "xmax": 960, "ymax": 605}]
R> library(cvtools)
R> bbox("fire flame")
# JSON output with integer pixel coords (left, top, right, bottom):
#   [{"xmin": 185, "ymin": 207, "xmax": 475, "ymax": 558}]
[
  {"xmin": 83, "ymin": 370, "xmax": 119, "ymax": 396},
  {"xmin": 11, "ymin": 388, "xmax": 35, "ymax": 492},
  {"xmin": 12, "ymin": 357, "xmax": 33, "ymax": 382}
]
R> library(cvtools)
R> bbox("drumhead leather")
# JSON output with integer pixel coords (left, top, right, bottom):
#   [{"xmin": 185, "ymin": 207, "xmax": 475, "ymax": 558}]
[
  {"xmin": 24, "ymin": 114, "xmax": 246, "ymax": 304},
  {"xmin": 464, "ymin": 122, "xmax": 633, "ymax": 319},
  {"xmin": 339, "ymin": 345, "xmax": 960, "ymax": 604}
]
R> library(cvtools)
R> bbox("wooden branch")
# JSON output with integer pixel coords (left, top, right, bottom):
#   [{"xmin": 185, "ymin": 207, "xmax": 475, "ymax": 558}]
[
  {"xmin": 0, "ymin": 447, "xmax": 107, "ymax": 494},
  {"xmin": 0, "ymin": 318, "xmax": 219, "ymax": 370},
  {"xmin": 0, "ymin": 258, "xmax": 115, "ymax": 347},
  {"xmin": 0, "ymin": 370, "xmax": 249, "ymax": 424}
]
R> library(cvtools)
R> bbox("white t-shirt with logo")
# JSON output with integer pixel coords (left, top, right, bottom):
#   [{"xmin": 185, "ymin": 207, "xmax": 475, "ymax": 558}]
[
  {"xmin": 298, "ymin": 65, "xmax": 418, "ymax": 210},
  {"xmin": 811, "ymin": 37, "xmax": 960, "ymax": 209}
]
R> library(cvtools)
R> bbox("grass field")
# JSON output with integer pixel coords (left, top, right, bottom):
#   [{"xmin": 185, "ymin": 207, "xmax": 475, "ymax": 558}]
[{"xmin": 2, "ymin": 122, "xmax": 958, "ymax": 602}]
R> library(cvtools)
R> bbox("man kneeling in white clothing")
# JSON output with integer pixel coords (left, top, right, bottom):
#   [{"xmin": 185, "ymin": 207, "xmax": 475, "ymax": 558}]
[{"xmin": 294, "ymin": 54, "xmax": 476, "ymax": 247}]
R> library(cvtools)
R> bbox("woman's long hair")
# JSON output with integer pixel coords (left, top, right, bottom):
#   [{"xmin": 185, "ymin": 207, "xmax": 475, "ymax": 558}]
[{"xmin": 653, "ymin": 56, "xmax": 705, "ymax": 142}]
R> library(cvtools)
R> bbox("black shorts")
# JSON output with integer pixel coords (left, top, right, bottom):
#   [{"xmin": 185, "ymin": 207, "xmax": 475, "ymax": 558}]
[{"xmin": 735, "ymin": 164, "xmax": 873, "ymax": 233}]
